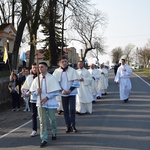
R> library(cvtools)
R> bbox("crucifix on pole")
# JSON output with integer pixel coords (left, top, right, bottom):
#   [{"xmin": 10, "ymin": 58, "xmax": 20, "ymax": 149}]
[{"xmin": 28, "ymin": 34, "xmax": 44, "ymax": 130}]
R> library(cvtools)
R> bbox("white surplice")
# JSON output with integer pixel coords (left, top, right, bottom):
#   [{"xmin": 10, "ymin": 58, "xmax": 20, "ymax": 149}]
[
  {"xmin": 99, "ymin": 68, "xmax": 109, "ymax": 94},
  {"xmin": 21, "ymin": 74, "xmax": 37, "ymax": 103},
  {"xmin": 76, "ymin": 68, "xmax": 93, "ymax": 114},
  {"xmin": 114, "ymin": 64, "xmax": 132, "ymax": 100},
  {"xmin": 30, "ymin": 73, "xmax": 61, "ymax": 108},
  {"xmin": 53, "ymin": 66, "xmax": 80, "ymax": 111}
]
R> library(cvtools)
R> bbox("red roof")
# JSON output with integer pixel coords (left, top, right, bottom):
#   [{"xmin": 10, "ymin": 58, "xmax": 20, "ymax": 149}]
[{"xmin": 63, "ymin": 47, "xmax": 72, "ymax": 53}]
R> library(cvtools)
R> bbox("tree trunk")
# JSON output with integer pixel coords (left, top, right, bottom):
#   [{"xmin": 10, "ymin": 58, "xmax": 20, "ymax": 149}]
[
  {"xmin": 12, "ymin": 0, "xmax": 15, "ymax": 26},
  {"xmin": 49, "ymin": 0, "xmax": 57, "ymax": 66},
  {"xmin": 12, "ymin": 18, "xmax": 29, "ymax": 69},
  {"xmin": 11, "ymin": 0, "xmax": 30, "ymax": 69},
  {"xmin": 82, "ymin": 48, "xmax": 92, "ymax": 61},
  {"xmin": 61, "ymin": 0, "xmax": 66, "ymax": 56},
  {"xmin": 0, "ymin": 3, "xmax": 7, "ymax": 23},
  {"xmin": 28, "ymin": 0, "xmax": 43, "ymax": 69},
  {"xmin": 28, "ymin": 34, "xmax": 36, "ymax": 69}
]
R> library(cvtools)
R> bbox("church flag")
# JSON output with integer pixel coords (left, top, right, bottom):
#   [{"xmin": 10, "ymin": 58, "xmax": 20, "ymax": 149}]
[
  {"xmin": 20, "ymin": 51, "xmax": 26, "ymax": 62},
  {"xmin": 3, "ymin": 46, "xmax": 8, "ymax": 64}
]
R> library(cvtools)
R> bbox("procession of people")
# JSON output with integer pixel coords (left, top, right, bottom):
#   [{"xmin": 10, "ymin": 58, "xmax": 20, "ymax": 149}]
[{"xmin": 7, "ymin": 55, "xmax": 133, "ymax": 148}]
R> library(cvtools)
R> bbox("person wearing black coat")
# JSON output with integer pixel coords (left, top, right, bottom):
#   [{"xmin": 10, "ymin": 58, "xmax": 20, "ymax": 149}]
[{"xmin": 8, "ymin": 74, "xmax": 21, "ymax": 111}]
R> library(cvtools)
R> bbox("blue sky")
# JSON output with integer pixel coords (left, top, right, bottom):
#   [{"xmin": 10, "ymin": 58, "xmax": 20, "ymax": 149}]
[{"xmin": 90, "ymin": 0, "xmax": 150, "ymax": 63}]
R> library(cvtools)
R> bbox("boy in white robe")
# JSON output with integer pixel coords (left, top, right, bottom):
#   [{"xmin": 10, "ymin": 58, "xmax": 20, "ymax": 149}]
[
  {"xmin": 53, "ymin": 55, "xmax": 80, "ymax": 133},
  {"xmin": 21, "ymin": 63, "xmax": 38, "ymax": 137},
  {"xmin": 114, "ymin": 58, "xmax": 132, "ymax": 102},
  {"xmin": 76, "ymin": 61, "xmax": 93, "ymax": 114},
  {"xmin": 30, "ymin": 62, "xmax": 61, "ymax": 148},
  {"xmin": 53, "ymin": 61, "xmax": 64, "ymax": 115}
]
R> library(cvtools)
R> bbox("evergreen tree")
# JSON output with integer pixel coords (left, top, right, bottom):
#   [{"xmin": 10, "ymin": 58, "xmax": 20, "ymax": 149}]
[{"xmin": 40, "ymin": 0, "xmax": 64, "ymax": 66}]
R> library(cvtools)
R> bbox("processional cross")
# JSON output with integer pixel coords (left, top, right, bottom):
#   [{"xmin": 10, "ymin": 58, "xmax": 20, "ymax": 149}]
[{"xmin": 28, "ymin": 34, "xmax": 44, "ymax": 130}]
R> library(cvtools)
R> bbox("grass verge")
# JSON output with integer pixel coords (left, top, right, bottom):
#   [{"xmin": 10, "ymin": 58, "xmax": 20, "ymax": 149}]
[{"xmin": 133, "ymin": 68, "xmax": 150, "ymax": 78}]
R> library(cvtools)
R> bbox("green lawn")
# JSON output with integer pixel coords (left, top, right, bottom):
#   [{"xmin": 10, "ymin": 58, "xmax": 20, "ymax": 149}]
[{"xmin": 133, "ymin": 68, "xmax": 150, "ymax": 78}]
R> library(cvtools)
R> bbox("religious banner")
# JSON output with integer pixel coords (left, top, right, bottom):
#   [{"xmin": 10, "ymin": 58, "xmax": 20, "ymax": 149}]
[{"xmin": 3, "ymin": 46, "xmax": 8, "ymax": 64}]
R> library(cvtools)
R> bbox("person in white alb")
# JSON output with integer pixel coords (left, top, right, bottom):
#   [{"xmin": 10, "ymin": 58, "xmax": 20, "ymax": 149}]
[
  {"xmin": 99, "ymin": 64, "xmax": 109, "ymax": 95},
  {"xmin": 114, "ymin": 58, "xmax": 132, "ymax": 102},
  {"xmin": 30, "ymin": 62, "xmax": 61, "ymax": 148},
  {"xmin": 53, "ymin": 61, "xmax": 64, "ymax": 115},
  {"xmin": 76, "ymin": 61, "xmax": 93, "ymax": 114},
  {"xmin": 88, "ymin": 63, "xmax": 101, "ymax": 102}
]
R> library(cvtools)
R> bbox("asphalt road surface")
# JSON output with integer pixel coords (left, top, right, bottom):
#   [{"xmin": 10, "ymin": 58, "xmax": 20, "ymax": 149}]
[{"xmin": 0, "ymin": 70, "xmax": 150, "ymax": 150}]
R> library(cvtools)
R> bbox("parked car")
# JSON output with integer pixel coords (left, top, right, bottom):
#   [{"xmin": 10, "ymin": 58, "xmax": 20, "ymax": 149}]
[
  {"xmin": 110, "ymin": 65, "xmax": 115, "ymax": 70},
  {"xmin": 138, "ymin": 65, "xmax": 144, "ymax": 69}
]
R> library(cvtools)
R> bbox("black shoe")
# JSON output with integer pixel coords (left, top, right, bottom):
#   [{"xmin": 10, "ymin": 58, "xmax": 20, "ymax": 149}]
[
  {"xmin": 58, "ymin": 110, "xmax": 63, "ymax": 115},
  {"xmin": 40, "ymin": 141, "xmax": 47, "ymax": 148},
  {"xmin": 124, "ymin": 98, "xmax": 129, "ymax": 102},
  {"xmin": 92, "ymin": 101, "xmax": 96, "ymax": 104},
  {"xmin": 66, "ymin": 126, "xmax": 72, "ymax": 133},
  {"xmin": 97, "ymin": 96, "xmax": 101, "ymax": 99},
  {"xmin": 52, "ymin": 134, "xmax": 56, "ymax": 140},
  {"xmin": 72, "ymin": 126, "xmax": 78, "ymax": 133}
]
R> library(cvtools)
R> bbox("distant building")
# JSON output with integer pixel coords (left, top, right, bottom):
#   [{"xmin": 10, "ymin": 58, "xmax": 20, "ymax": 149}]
[
  {"xmin": 63, "ymin": 47, "xmax": 79, "ymax": 68},
  {"xmin": 0, "ymin": 23, "xmax": 16, "ymax": 54},
  {"xmin": 0, "ymin": 23, "xmax": 16, "ymax": 70},
  {"xmin": 20, "ymin": 47, "xmax": 79, "ymax": 68},
  {"xmin": 23, "ymin": 50, "xmax": 49, "ymax": 67}
]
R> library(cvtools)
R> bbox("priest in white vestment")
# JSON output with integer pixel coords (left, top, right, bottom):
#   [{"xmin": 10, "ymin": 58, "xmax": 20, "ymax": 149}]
[
  {"xmin": 114, "ymin": 58, "xmax": 132, "ymax": 102},
  {"xmin": 30, "ymin": 62, "xmax": 61, "ymax": 147},
  {"xmin": 88, "ymin": 63, "xmax": 101, "ymax": 102},
  {"xmin": 99, "ymin": 64, "xmax": 109, "ymax": 95},
  {"xmin": 76, "ymin": 61, "xmax": 93, "ymax": 114}
]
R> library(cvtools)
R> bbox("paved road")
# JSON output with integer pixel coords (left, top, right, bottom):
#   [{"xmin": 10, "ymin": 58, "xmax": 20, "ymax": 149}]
[{"xmin": 0, "ymin": 70, "xmax": 150, "ymax": 150}]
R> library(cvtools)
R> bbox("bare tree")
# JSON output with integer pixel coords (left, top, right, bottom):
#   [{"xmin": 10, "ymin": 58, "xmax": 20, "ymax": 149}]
[
  {"xmin": 123, "ymin": 43, "xmax": 135, "ymax": 65},
  {"xmin": 138, "ymin": 47, "xmax": 150, "ymax": 68},
  {"xmin": 0, "ymin": 0, "xmax": 31, "ymax": 69},
  {"xmin": 0, "ymin": 0, "xmax": 19, "ymax": 27},
  {"xmin": 0, "ymin": 1, "xmax": 8, "ymax": 23},
  {"xmin": 89, "ymin": 41, "xmax": 105, "ymax": 65},
  {"xmin": 71, "ymin": 10, "xmax": 106, "ymax": 61},
  {"xmin": 111, "ymin": 47, "xmax": 123, "ymax": 63},
  {"xmin": 58, "ymin": 0, "xmax": 70, "ymax": 55},
  {"xmin": 12, "ymin": 0, "xmax": 31, "ymax": 69},
  {"xmin": 27, "ymin": 0, "xmax": 44, "ymax": 68}
]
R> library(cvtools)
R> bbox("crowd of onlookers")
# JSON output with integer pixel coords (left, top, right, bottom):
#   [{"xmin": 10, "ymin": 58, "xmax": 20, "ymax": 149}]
[{"xmin": 8, "ymin": 67, "xmax": 30, "ymax": 112}]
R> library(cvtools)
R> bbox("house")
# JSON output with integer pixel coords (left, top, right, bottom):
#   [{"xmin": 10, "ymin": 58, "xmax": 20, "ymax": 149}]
[
  {"xmin": 20, "ymin": 47, "xmax": 80, "ymax": 68},
  {"xmin": 0, "ymin": 23, "xmax": 16, "ymax": 54},
  {"xmin": 0, "ymin": 23, "xmax": 16, "ymax": 70},
  {"xmin": 24, "ymin": 50, "xmax": 49, "ymax": 67}
]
